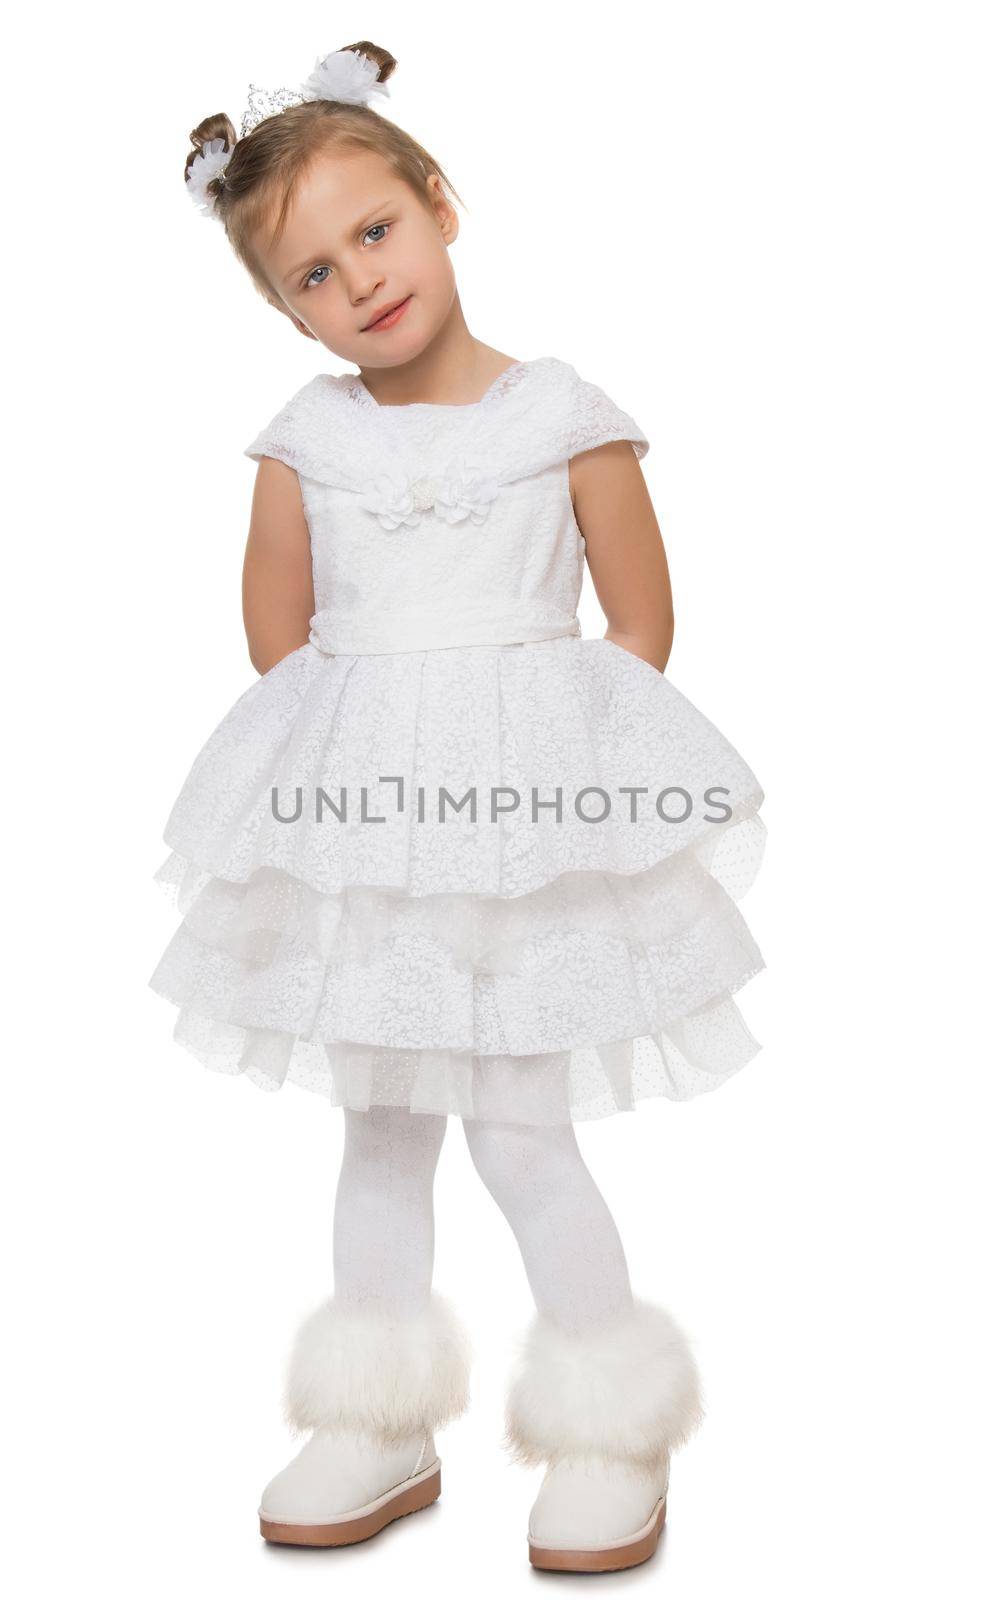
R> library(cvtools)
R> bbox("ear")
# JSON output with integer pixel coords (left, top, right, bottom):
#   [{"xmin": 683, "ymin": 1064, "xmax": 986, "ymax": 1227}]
[
  {"xmin": 267, "ymin": 297, "xmax": 318, "ymax": 341},
  {"xmin": 425, "ymin": 172, "xmax": 459, "ymax": 248}
]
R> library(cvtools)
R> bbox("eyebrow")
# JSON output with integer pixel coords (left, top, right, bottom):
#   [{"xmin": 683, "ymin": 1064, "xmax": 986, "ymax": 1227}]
[{"xmin": 283, "ymin": 199, "xmax": 395, "ymax": 283}]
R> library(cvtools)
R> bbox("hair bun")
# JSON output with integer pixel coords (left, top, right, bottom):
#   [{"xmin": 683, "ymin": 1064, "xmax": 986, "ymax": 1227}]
[
  {"xmin": 339, "ymin": 40, "xmax": 397, "ymax": 84},
  {"xmin": 185, "ymin": 113, "xmax": 236, "ymax": 182}
]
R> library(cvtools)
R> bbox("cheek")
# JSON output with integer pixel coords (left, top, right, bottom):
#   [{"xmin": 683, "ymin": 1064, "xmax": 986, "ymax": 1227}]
[
  {"xmin": 414, "ymin": 234, "xmax": 455, "ymax": 293},
  {"xmin": 407, "ymin": 217, "xmax": 450, "ymax": 266}
]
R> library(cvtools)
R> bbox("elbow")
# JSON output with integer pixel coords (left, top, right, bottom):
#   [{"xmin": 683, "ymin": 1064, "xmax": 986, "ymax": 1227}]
[
  {"xmin": 604, "ymin": 617, "xmax": 674, "ymax": 674},
  {"xmin": 648, "ymin": 589, "xmax": 675, "ymax": 671},
  {"xmin": 248, "ymin": 641, "xmax": 275, "ymax": 677},
  {"xmin": 248, "ymin": 629, "xmax": 313, "ymax": 677},
  {"xmin": 638, "ymin": 609, "xmax": 675, "ymax": 674},
  {"xmin": 659, "ymin": 605, "xmax": 675, "ymax": 668}
]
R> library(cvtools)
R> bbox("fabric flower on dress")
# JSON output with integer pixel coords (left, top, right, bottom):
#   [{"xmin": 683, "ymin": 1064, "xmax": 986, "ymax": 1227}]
[
  {"xmin": 357, "ymin": 472, "xmax": 423, "ymax": 531},
  {"xmin": 357, "ymin": 462, "xmax": 499, "ymax": 531},
  {"xmin": 434, "ymin": 464, "xmax": 500, "ymax": 526}
]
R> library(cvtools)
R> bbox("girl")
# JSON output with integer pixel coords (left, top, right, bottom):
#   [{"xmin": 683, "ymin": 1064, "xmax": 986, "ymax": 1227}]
[{"xmin": 152, "ymin": 41, "xmax": 766, "ymax": 1574}]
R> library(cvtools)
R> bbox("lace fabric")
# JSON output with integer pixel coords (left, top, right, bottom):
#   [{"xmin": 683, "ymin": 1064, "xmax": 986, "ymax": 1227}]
[
  {"xmin": 343, "ymin": 357, "xmax": 535, "ymax": 414},
  {"xmin": 242, "ymin": 356, "xmax": 649, "ymax": 492},
  {"xmin": 150, "ymin": 811, "xmax": 765, "ymax": 1120},
  {"xmin": 150, "ymin": 359, "xmax": 764, "ymax": 1123}
]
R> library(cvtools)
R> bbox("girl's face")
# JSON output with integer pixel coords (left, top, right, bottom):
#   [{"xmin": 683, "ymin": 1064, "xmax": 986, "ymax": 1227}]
[{"xmin": 258, "ymin": 147, "xmax": 460, "ymax": 368}]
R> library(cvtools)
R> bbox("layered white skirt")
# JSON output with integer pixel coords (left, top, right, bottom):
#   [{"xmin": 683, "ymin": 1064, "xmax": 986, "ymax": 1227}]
[{"xmin": 148, "ymin": 635, "xmax": 766, "ymax": 1123}]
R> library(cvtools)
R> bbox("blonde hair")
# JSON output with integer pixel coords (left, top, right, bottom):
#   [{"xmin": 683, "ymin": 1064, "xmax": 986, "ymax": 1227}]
[{"xmin": 183, "ymin": 41, "xmax": 466, "ymax": 304}]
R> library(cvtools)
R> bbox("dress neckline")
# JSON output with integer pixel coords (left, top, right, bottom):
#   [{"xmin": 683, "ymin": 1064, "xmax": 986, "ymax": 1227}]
[{"xmin": 344, "ymin": 358, "xmax": 536, "ymax": 413}]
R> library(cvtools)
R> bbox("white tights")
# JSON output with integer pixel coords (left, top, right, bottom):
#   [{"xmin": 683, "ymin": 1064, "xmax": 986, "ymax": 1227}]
[{"xmin": 332, "ymin": 1105, "xmax": 634, "ymax": 1335}]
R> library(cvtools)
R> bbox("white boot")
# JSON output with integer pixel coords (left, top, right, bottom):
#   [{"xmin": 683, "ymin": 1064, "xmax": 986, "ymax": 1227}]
[
  {"xmin": 259, "ymin": 1292, "xmax": 472, "ymax": 1547},
  {"xmin": 503, "ymin": 1299, "xmax": 703, "ymax": 1572}
]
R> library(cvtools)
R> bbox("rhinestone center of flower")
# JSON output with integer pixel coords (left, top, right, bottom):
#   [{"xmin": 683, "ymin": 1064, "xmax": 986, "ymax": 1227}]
[{"xmin": 409, "ymin": 477, "xmax": 439, "ymax": 513}]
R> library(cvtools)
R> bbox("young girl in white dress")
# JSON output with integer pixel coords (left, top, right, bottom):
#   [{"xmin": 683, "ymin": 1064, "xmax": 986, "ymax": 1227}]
[{"xmin": 152, "ymin": 41, "xmax": 766, "ymax": 1573}]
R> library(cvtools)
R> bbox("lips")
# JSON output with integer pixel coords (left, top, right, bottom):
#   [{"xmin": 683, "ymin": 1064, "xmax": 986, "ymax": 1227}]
[{"xmin": 362, "ymin": 295, "xmax": 412, "ymax": 331}]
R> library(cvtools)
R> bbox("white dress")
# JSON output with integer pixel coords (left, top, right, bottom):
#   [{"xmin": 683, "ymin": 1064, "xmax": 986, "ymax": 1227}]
[{"xmin": 148, "ymin": 356, "xmax": 766, "ymax": 1124}]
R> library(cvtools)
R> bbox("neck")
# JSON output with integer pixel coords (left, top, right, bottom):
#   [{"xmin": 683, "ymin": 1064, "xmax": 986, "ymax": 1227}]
[{"xmin": 357, "ymin": 299, "xmax": 517, "ymax": 407}]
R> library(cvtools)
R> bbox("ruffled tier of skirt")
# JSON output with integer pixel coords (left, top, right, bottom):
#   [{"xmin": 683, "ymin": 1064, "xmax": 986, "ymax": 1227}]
[{"xmin": 149, "ymin": 636, "xmax": 766, "ymax": 1122}]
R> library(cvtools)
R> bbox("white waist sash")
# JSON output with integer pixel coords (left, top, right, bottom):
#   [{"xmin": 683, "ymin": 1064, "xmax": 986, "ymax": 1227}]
[{"xmin": 308, "ymin": 608, "xmax": 582, "ymax": 656}]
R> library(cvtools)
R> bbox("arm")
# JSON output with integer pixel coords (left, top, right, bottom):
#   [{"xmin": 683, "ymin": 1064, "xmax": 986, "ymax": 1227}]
[
  {"xmin": 241, "ymin": 458, "xmax": 315, "ymax": 675},
  {"xmin": 569, "ymin": 441, "xmax": 674, "ymax": 672}
]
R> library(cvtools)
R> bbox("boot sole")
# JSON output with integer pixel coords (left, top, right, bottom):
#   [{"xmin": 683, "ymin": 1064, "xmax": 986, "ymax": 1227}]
[
  {"xmin": 528, "ymin": 1493, "xmax": 667, "ymax": 1572},
  {"xmin": 259, "ymin": 1459, "xmax": 442, "ymax": 1547}
]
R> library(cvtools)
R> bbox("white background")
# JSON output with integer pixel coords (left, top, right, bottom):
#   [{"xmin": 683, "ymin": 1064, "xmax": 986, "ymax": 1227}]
[{"xmin": 4, "ymin": 3, "xmax": 994, "ymax": 1595}]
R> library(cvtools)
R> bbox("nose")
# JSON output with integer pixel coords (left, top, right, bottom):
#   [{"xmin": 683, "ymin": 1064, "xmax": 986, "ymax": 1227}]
[{"xmin": 351, "ymin": 274, "xmax": 385, "ymax": 313}]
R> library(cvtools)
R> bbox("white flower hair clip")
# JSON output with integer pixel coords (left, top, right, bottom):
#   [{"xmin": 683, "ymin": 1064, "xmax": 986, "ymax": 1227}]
[
  {"xmin": 186, "ymin": 136, "xmax": 232, "ymax": 217},
  {"xmin": 186, "ymin": 47, "xmax": 391, "ymax": 220}
]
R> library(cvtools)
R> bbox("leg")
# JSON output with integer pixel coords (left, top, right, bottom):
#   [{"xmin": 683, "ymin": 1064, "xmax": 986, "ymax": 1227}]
[
  {"xmin": 333, "ymin": 1105, "xmax": 447, "ymax": 1313},
  {"xmin": 259, "ymin": 1106, "xmax": 472, "ymax": 1546},
  {"xmin": 461, "ymin": 1118, "xmax": 634, "ymax": 1333},
  {"xmin": 462, "ymin": 1114, "xmax": 702, "ymax": 1572}
]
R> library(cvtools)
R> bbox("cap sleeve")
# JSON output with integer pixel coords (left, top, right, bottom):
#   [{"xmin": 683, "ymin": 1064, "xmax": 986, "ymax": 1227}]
[
  {"xmin": 569, "ymin": 372, "xmax": 649, "ymax": 461},
  {"xmin": 243, "ymin": 378, "xmax": 318, "ymax": 473}
]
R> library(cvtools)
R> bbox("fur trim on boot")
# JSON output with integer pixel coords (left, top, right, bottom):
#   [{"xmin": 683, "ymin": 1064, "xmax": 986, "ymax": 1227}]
[
  {"xmin": 284, "ymin": 1292, "xmax": 472, "ymax": 1445},
  {"xmin": 504, "ymin": 1299, "xmax": 704, "ymax": 1474}
]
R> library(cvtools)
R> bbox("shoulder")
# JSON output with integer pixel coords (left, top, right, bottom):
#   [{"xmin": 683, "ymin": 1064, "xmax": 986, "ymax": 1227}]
[
  {"xmin": 558, "ymin": 360, "xmax": 649, "ymax": 462},
  {"xmin": 242, "ymin": 373, "xmax": 366, "ymax": 485},
  {"xmin": 244, "ymin": 372, "xmax": 346, "ymax": 456},
  {"xmin": 506, "ymin": 360, "xmax": 646, "ymax": 467}
]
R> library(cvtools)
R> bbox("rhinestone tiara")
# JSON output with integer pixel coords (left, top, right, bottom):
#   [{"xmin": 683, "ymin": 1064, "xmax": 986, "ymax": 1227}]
[{"xmin": 239, "ymin": 84, "xmax": 309, "ymax": 139}]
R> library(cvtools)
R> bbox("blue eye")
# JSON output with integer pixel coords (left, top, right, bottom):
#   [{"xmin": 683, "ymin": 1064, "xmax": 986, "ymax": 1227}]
[{"xmin": 303, "ymin": 223, "xmax": 390, "ymax": 289}]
